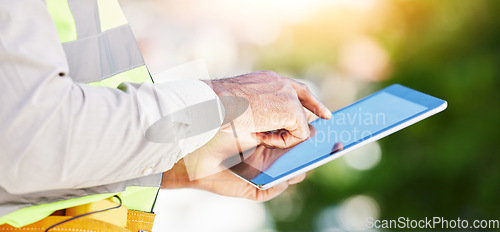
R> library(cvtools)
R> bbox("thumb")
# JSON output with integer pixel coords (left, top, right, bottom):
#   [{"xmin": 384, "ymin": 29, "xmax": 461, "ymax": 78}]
[{"xmin": 254, "ymin": 182, "xmax": 289, "ymax": 202}]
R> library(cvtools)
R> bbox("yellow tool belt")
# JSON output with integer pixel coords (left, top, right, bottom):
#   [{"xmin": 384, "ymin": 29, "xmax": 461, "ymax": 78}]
[
  {"xmin": 0, "ymin": 199, "xmax": 155, "ymax": 232},
  {"xmin": 0, "ymin": 210, "xmax": 155, "ymax": 232}
]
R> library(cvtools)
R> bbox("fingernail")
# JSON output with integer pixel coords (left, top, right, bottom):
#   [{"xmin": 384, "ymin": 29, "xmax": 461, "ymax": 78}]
[
  {"xmin": 331, "ymin": 142, "xmax": 343, "ymax": 154},
  {"xmin": 324, "ymin": 106, "xmax": 331, "ymax": 114}
]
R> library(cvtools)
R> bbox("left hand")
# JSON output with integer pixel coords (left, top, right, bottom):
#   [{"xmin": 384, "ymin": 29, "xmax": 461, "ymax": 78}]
[
  {"xmin": 161, "ymin": 158, "xmax": 306, "ymax": 202},
  {"xmin": 161, "ymin": 130, "xmax": 343, "ymax": 201}
]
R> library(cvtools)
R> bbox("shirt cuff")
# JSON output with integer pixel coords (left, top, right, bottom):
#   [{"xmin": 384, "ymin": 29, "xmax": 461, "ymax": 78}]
[{"xmin": 151, "ymin": 79, "xmax": 224, "ymax": 161}]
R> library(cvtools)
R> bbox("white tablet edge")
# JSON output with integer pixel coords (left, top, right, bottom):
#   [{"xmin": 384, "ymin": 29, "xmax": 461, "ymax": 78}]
[{"xmin": 231, "ymin": 101, "xmax": 447, "ymax": 190}]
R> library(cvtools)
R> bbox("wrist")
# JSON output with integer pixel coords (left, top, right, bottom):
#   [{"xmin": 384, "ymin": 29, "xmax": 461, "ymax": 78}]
[
  {"xmin": 202, "ymin": 79, "xmax": 249, "ymax": 129},
  {"xmin": 161, "ymin": 159, "xmax": 197, "ymax": 189},
  {"xmin": 201, "ymin": 79, "xmax": 232, "ymax": 96}
]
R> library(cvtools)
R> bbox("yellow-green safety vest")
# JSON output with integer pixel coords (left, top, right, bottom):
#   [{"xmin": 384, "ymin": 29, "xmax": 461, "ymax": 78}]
[{"xmin": 0, "ymin": 0, "xmax": 160, "ymax": 227}]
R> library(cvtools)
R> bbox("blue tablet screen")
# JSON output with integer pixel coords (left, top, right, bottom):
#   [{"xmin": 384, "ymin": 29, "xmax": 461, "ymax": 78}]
[{"xmin": 230, "ymin": 85, "xmax": 442, "ymax": 186}]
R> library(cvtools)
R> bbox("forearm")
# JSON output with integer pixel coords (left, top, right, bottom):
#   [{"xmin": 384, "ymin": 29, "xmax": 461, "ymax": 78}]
[
  {"xmin": 0, "ymin": 77, "xmax": 221, "ymax": 194},
  {"xmin": 161, "ymin": 159, "xmax": 196, "ymax": 189},
  {"xmin": 0, "ymin": 0, "xmax": 223, "ymax": 194}
]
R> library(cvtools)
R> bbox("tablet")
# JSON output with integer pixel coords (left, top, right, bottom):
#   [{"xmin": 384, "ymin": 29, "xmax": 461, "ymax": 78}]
[{"xmin": 228, "ymin": 84, "xmax": 447, "ymax": 190}]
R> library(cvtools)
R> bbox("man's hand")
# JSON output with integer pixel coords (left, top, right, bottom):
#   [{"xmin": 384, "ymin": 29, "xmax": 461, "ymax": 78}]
[
  {"xmin": 168, "ymin": 71, "xmax": 333, "ymax": 200},
  {"xmin": 163, "ymin": 127, "xmax": 343, "ymax": 202},
  {"xmin": 162, "ymin": 159, "xmax": 306, "ymax": 202},
  {"xmin": 205, "ymin": 71, "xmax": 331, "ymax": 149}
]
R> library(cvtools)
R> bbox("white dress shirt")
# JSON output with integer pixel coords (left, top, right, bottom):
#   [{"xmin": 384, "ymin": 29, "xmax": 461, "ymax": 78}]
[{"xmin": 0, "ymin": 0, "xmax": 222, "ymax": 195}]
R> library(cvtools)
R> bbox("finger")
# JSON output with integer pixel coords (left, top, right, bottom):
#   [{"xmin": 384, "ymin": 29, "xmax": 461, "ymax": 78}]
[
  {"xmin": 309, "ymin": 124, "xmax": 317, "ymax": 137},
  {"xmin": 287, "ymin": 173, "xmax": 306, "ymax": 185},
  {"xmin": 254, "ymin": 131, "xmax": 288, "ymax": 149},
  {"xmin": 252, "ymin": 132, "xmax": 275, "ymax": 148},
  {"xmin": 255, "ymin": 127, "xmax": 309, "ymax": 149},
  {"xmin": 254, "ymin": 182, "xmax": 289, "ymax": 202},
  {"xmin": 282, "ymin": 107, "xmax": 311, "ymax": 147},
  {"xmin": 331, "ymin": 142, "xmax": 343, "ymax": 154},
  {"xmin": 254, "ymin": 103, "xmax": 311, "ymax": 149},
  {"xmin": 304, "ymin": 108, "xmax": 319, "ymax": 123},
  {"xmin": 255, "ymin": 125, "xmax": 316, "ymax": 150},
  {"xmin": 289, "ymin": 80, "xmax": 331, "ymax": 119}
]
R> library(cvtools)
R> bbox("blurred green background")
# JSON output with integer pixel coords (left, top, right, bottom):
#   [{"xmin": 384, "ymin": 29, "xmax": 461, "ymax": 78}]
[
  {"xmin": 258, "ymin": 0, "xmax": 500, "ymax": 231},
  {"xmin": 125, "ymin": 0, "xmax": 500, "ymax": 231}
]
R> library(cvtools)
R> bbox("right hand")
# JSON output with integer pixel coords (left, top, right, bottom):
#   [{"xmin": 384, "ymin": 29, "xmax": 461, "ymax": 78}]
[
  {"xmin": 205, "ymin": 71, "xmax": 331, "ymax": 149},
  {"xmin": 163, "ymin": 127, "xmax": 343, "ymax": 201}
]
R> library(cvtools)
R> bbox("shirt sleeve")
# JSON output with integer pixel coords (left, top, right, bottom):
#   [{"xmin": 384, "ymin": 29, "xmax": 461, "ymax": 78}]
[{"xmin": 0, "ymin": 0, "xmax": 223, "ymax": 194}]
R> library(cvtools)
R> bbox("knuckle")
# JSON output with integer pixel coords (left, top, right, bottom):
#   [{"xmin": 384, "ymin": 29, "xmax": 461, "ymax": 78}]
[
  {"xmin": 275, "ymin": 143, "xmax": 287, "ymax": 149},
  {"xmin": 285, "ymin": 93, "xmax": 298, "ymax": 102},
  {"xmin": 284, "ymin": 100, "xmax": 301, "ymax": 113},
  {"xmin": 262, "ymin": 70, "xmax": 287, "ymax": 82},
  {"xmin": 299, "ymin": 126, "xmax": 311, "ymax": 139},
  {"xmin": 298, "ymin": 82, "xmax": 310, "ymax": 93},
  {"xmin": 261, "ymin": 70, "xmax": 278, "ymax": 76}
]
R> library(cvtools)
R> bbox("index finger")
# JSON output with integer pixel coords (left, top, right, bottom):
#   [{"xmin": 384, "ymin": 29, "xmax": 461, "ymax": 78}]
[{"xmin": 289, "ymin": 80, "xmax": 331, "ymax": 119}]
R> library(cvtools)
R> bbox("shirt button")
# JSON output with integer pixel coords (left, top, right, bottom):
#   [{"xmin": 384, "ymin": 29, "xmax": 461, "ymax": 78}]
[{"xmin": 142, "ymin": 167, "xmax": 153, "ymax": 176}]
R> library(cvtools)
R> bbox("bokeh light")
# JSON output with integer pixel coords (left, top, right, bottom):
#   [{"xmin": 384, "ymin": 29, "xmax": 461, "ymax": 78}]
[
  {"xmin": 316, "ymin": 195, "xmax": 380, "ymax": 231},
  {"xmin": 153, "ymin": 189, "xmax": 269, "ymax": 232},
  {"xmin": 120, "ymin": 0, "xmax": 500, "ymax": 231},
  {"xmin": 344, "ymin": 142, "xmax": 382, "ymax": 171}
]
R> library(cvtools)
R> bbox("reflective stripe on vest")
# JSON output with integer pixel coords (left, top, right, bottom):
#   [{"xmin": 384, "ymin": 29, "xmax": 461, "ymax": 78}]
[
  {"xmin": 0, "ymin": 0, "xmax": 159, "ymax": 228},
  {"xmin": 48, "ymin": 0, "xmax": 152, "ymax": 87}
]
